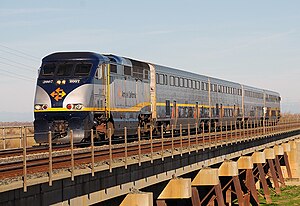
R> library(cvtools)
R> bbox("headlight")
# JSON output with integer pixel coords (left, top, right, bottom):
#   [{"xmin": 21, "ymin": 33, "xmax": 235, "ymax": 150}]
[
  {"xmin": 34, "ymin": 104, "xmax": 41, "ymax": 110},
  {"xmin": 34, "ymin": 104, "xmax": 48, "ymax": 110},
  {"xmin": 56, "ymin": 80, "xmax": 66, "ymax": 85},
  {"xmin": 66, "ymin": 103, "xmax": 83, "ymax": 110}
]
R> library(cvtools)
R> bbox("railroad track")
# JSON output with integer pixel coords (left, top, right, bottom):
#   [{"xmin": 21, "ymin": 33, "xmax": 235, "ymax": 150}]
[
  {"xmin": 0, "ymin": 120, "xmax": 298, "ymax": 181},
  {"xmin": 0, "ymin": 126, "xmax": 275, "ymax": 180}
]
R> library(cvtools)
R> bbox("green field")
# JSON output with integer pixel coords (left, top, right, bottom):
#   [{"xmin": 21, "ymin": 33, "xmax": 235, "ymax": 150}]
[{"xmin": 259, "ymin": 186, "xmax": 300, "ymax": 205}]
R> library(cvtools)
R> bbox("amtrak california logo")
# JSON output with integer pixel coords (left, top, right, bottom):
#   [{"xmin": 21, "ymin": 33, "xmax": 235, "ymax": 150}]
[{"xmin": 50, "ymin": 88, "xmax": 66, "ymax": 101}]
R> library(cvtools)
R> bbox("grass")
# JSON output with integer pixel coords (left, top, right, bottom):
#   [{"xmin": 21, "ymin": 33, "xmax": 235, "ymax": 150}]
[{"xmin": 259, "ymin": 186, "xmax": 300, "ymax": 205}]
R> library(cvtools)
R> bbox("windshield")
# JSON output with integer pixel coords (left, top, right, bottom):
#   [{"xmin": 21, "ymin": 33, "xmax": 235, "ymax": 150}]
[
  {"xmin": 74, "ymin": 64, "xmax": 91, "ymax": 76},
  {"xmin": 57, "ymin": 64, "xmax": 73, "ymax": 76},
  {"xmin": 39, "ymin": 62, "xmax": 92, "ymax": 78},
  {"xmin": 41, "ymin": 63, "xmax": 55, "ymax": 76}
]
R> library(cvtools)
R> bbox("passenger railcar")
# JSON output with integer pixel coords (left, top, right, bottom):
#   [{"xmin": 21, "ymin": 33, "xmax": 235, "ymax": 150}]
[{"xmin": 34, "ymin": 52, "xmax": 280, "ymax": 143}]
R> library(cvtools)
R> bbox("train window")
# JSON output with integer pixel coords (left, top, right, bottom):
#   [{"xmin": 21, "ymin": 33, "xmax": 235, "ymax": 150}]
[
  {"xmin": 164, "ymin": 75, "xmax": 168, "ymax": 85},
  {"xmin": 203, "ymin": 82, "xmax": 206, "ymax": 91},
  {"xmin": 192, "ymin": 80, "xmax": 195, "ymax": 89},
  {"xmin": 95, "ymin": 65, "xmax": 103, "ymax": 79},
  {"xmin": 74, "ymin": 64, "xmax": 92, "ymax": 76},
  {"xmin": 212, "ymin": 84, "xmax": 216, "ymax": 92},
  {"xmin": 238, "ymin": 89, "xmax": 242, "ymax": 96},
  {"xmin": 41, "ymin": 63, "xmax": 55, "ymax": 76},
  {"xmin": 133, "ymin": 65, "xmax": 143, "ymax": 79},
  {"xmin": 159, "ymin": 74, "xmax": 164, "ymax": 85},
  {"xmin": 201, "ymin": 82, "xmax": 205, "ymax": 90},
  {"xmin": 211, "ymin": 84, "xmax": 217, "ymax": 92},
  {"xmin": 57, "ymin": 64, "xmax": 73, "ymax": 76},
  {"xmin": 144, "ymin": 70, "xmax": 149, "ymax": 79},
  {"xmin": 196, "ymin": 81, "xmax": 200, "ymax": 90},
  {"xmin": 188, "ymin": 79, "xmax": 191, "ymax": 88},
  {"xmin": 175, "ymin": 77, "xmax": 179, "ymax": 86},
  {"xmin": 205, "ymin": 83, "xmax": 208, "ymax": 91},
  {"xmin": 170, "ymin": 76, "xmax": 175, "ymax": 86},
  {"xmin": 184, "ymin": 78, "xmax": 188, "ymax": 88},
  {"xmin": 156, "ymin": 73, "xmax": 159, "ymax": 84},
  {"xmin": 180, "ymin": 78, "xmax": 184, "ymax": 87},
  {"xmin": 218, "ymin": 85, "xmax": 222, "ymax": 93},
  {"xmin": 124, "ymin": 66, "xmax": 132, "ymax": 76},
  {"xmin": 110, "ymin": 64, "xmax": 117, "ymax": 73}
]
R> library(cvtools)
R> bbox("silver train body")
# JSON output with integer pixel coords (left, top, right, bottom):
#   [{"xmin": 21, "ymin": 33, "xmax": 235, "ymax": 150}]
[{"xmin": 34, "ymin": 52, "xmax": 280, "ymax": 143}]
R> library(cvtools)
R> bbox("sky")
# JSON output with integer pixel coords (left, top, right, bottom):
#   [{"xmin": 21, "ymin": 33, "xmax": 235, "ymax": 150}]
[{"xmin": 0, "ymin": 0, "xmax": 300, "ymax": 121}]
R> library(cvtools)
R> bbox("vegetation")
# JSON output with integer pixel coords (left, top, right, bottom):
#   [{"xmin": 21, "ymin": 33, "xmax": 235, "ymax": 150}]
[
  {"xmin": 0, "ymin": 123, "xmax": 35, "ymax": 149},
  {"xmin": 259, "ymin": 186, "xmax": 300, "ymax": 205}
]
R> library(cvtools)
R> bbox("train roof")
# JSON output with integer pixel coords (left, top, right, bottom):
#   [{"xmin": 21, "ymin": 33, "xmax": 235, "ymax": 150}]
[
  {"xmin": 112, "ymin": 54, "xmax": 280, "ymax": 97},
  {"xmin": 103, "ymin": 54, "xmax": 132, "ymax": 67},
  {"xmin": 43, "ymin": 52, "xmax": 109, "ymax": 62},
  {"xmin": 154, "ymin": 64, "xmax": 241, "ymax": 86}
]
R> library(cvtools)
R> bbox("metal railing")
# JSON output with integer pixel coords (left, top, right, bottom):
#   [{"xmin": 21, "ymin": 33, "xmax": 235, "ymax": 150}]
[
  {"xmin": 1, "ymin": 118, "xmax": 300, "ymax": 192},
  {"xmin": 0, "ymin": 119, "xmax": 299, "ymax": 151}
]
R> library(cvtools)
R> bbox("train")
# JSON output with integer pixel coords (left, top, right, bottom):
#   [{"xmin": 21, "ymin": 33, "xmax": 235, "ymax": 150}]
[{"xmin": 34, "ymin": 52, "xmax": 281, "ymax": 143}]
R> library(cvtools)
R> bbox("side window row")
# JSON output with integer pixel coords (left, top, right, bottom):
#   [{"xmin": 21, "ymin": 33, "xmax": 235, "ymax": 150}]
[
  {"xmin": 245, "ymin": 90, "xmax": 264, "ymax": 99},
  {"xmin": 156, "ymin": 73, "xmax": 242, "ymax": 95},
  {"xmin": 109, "ymin": 64, "xmax": 150, "ymax": 80}
]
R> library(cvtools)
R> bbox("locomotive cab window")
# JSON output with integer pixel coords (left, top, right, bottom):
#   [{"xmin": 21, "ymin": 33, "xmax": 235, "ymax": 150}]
[
  {"xmin": 95, "ymin": 64, "xmax": 105, "ymax": 79},
  {"xmin": 144, "ymin": 70, "xmax": 149, "ymax": 79},
  {"xmin": 57, "ymin": 63, "xmax": 73, "ymax": 76},
  {"xmin": 110, "ymin": 64, "xmax": 117, "ymax": 73},
  {"xmin": 74, "ymin": 63, "xmax": 92, "ymax": 76},
  {"xmin": 41, "ymin": 63, "xmax": 55, "ymax": 76},
  {"xmin": 124, "ymin": 66, "xmax": 132, "ymax": 76}
]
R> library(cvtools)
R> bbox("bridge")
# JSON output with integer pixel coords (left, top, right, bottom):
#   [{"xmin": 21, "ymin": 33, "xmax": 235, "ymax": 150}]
[{"xmin": 0, "ymin": 119, "xmax": 300, "ymax": 206}]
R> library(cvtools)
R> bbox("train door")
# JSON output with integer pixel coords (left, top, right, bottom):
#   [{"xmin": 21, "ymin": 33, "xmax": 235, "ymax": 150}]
[
  {"xmin": 149, "ymin": 64, "xmax": 157, "ymax": 120},
  {"xmin": 166, "ymin": 100, "xmax": 171, "ymax": 117},
  {"xmin": 173, "ymin": 100, "xmax": 177, "ymax": 126},
  {"xmin": 94, "ymin": 64, "xmax": 106, "ymax": 110},
  {"xmin": 195, "ymin": 102, "xmax": 199, "ymax": 119},
  {"xmin": 94, "ymin": 64, "xmax": 114, "ymax": 136}
]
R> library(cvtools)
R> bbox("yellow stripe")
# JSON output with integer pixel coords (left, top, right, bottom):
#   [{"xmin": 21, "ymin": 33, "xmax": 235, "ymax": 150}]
[
  {"xmin": 35, "ymin": 102, "xmax": 279, "ymax": 113},
  {"xmin": 35, "ymin": 102, "xmax": 152, "ymax": 113}
]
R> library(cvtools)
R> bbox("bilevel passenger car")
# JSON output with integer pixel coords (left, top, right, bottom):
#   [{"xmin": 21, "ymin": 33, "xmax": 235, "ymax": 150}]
[{"xmin": 34, "ymin": 52, "xmax": 281, "ymax": 143}]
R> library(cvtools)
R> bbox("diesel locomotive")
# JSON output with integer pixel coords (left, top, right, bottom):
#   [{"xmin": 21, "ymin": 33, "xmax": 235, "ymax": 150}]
[{"xmin": 34, "ymin": 52, "xmax": 281, "ymax": 143}]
